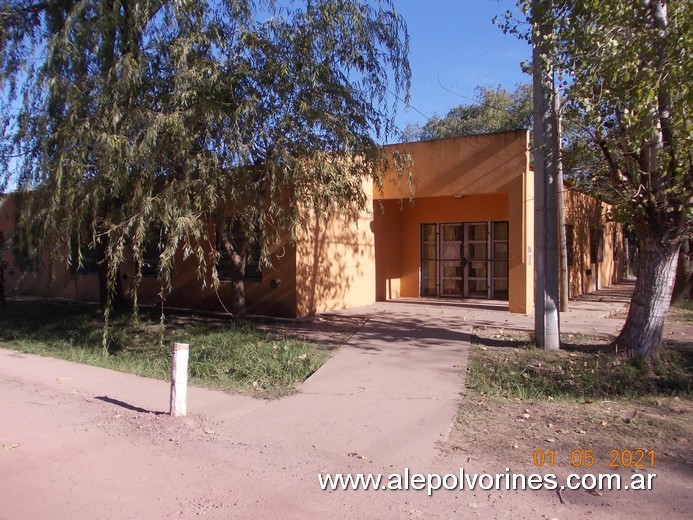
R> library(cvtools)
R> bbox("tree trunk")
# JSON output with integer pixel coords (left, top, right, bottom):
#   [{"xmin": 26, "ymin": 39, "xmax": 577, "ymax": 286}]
[
  {"xmin": 220, "ymin": 222, "xmax": 248, "ymax": 320},
  {"xmin": 615, "ymin": 233, "xmax": 680, "ymax": 361},
  {"xmin": 0, "ymin": 232, "xmax": 5, "ymax": 304},
  {"xmin": 556, "ymin": 93, "xmax": 569, "ymax": 312},
  {"xmin": 671, "ymin": 238, "xmax": 692, "ymax": 303},
  {"xmin": 0, "ymin": 262, "xmax": 5, "ymax": 305},
  {"xmin": 229, "ymin": 249, "xmax": 247, "ymax": 320}
]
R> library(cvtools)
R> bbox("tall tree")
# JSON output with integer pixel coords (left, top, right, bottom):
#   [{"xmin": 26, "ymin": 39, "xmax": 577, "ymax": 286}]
[
  {"xmin": 546, "ymin": 0, "xmax": 692, "ymax": 360},
  {"xmin": 0, "ymin": 0, "xmax": 410, "ymax": 319},
  {"xmin": 0, "ymin": 225, "xmax": 6, "ymax": 304},
  {"xmin": 671, "ymin": 237, "xmax": 692, "ymax": 302},
  {"xmin": 406, "ymin": 84, "xmax": 532, "ymax": 141}
]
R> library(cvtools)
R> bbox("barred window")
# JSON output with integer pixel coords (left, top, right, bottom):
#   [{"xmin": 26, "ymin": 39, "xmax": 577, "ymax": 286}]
[{"xmin": 217, "ymin": 218, "xmax": 262, "ymax": 282}]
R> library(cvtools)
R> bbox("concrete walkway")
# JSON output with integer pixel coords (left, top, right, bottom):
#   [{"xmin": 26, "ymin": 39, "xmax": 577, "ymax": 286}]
[{"xmin": 0, "ymin": 283, "xmax": 634, "ymax": 519}]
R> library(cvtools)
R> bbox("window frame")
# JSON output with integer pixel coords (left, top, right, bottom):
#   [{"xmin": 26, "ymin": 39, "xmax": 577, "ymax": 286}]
[
  {"xmin": 139, "ymin": 230, "xmax": 166, "ymax": 277},
  {"xmin": 565, "ymin": 224, "xmax": 574, "ymax": 267},
  {"xmin": 590, "ymin": 227, "xmax": 604, "ymax": 264},
  {"xmin": 70, "ymin": 242, "xmax": 99, "ymax": 275},
  {"xmin": 13, "ymin": 233, "xmax": 41, "ymax": 273},
  {"xmin": 217, "ymin": 218, "xmax": 262, "ymax": 283}
]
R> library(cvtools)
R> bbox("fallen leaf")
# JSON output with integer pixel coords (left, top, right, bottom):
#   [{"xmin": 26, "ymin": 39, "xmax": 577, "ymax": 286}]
[
  {"xmin": 3, "ymin": 444, "xmax": 19, "ymax": 450},
  {"xmin": 621, "ymin": 410, "xmax": 637, "ymax": 424},
  {"xmin": 588, "ymin": 489, "xmax": 603, "ymax": 497},
  {"xmin": 348, "ymin": 452, "xmax": 369, "ymax": 461}
]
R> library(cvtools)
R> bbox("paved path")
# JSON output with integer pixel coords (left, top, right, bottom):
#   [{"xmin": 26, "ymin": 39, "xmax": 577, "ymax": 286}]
[
  {"xmin": 1, "ymin": 300, "xmax": 477, "ymax": 519},
  {"xmin": 0, "ymin": 285, "xmax": 635, "ymax": 519}
]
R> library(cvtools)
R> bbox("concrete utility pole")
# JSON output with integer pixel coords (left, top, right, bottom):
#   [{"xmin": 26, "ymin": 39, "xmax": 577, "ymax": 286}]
[{"xmin": 532, "ymin": 0, "xmax": 560, "ymax": 350}]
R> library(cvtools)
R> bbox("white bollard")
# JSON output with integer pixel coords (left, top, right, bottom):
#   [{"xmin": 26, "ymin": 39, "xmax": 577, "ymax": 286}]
[{"xmin": 170, "ymin": 342, "xmax": 189, "ymax": 417}]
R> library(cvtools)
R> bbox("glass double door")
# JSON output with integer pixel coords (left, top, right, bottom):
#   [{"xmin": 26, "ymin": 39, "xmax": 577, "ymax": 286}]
[{"xmin": 421, "ymin": 221, "xmax": 508, "ymax": 300}]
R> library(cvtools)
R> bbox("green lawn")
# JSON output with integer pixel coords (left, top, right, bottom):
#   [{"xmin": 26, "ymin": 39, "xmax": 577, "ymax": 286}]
[
  {"xmin": 0, "ymin": 300, "xmax": 332, "ymax": 398},
  {"xmin": 466, "ymin": 342, "xmax": 692, "ymax": 400},
  {"xmin": 467, "ymin": 299, "xmax": 693, "ymax": 401}
]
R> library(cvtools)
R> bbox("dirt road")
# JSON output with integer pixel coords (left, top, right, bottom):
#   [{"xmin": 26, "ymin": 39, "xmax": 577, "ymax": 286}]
[{"xmin": 2, "ymin": 295, "xmax": 692, "ymax": 519}]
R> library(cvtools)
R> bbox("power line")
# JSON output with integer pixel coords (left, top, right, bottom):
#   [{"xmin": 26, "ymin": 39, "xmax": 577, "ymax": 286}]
[
  {"xmin": 437, "ymin": 78, "xmax": 531, "ymax": 116},
  {"xmin": 386, "ymin": 87, "xmax": 432, "ymax": 122},
  {"xmin": 385, "ymin": 87, "xmax": 530, "ymax": 170}
]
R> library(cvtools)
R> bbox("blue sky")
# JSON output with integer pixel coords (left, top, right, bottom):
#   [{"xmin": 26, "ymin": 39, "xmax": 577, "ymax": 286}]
[{"xmin": 390, "ymin": 0, "xmax": 531, "ymax": 138}]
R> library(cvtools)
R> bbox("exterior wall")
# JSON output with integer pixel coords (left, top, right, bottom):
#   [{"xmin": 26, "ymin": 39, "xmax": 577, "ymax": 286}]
[
  {"xmin": 373, "ymin": 200, "xmax": 402, "ymax": 301},
  {"xmin": 1, "ymin": 184, "xmax": 377, "ymax": 319},
  {"xmin": 295, "ymin": 181, "xmax": 376, "ymax": 317},
  {"xmin": 124, "ymin": 227, "xmax": 298, "ymax": 318},
  {"xmin": 2, "ymin": 135, "xmax": 624, "ymax": 319},
  {"xmin": 8, "ymin": 266, "xmax": 102, "ymax": 303},
  {"xmin": 564, "ymin": 189, "xmax": 624, "ymax": 298},
  {"xmin": 513, "ymin": 164, "xmax": 534, "ymax": 313},
  {"xmin": 0, "ymin": 194, "xmax": 298, "ymax": 316},
  {"xmin": 0, "ymin": 195, "xmax": 100, "ymax": 302},
  {"xmin": 377, "ymin": 131, "xmax": 533, "ymax": 313},
  {"xmin": 379, "ymin": 131, "xmax": 531, "ymax": 200}
]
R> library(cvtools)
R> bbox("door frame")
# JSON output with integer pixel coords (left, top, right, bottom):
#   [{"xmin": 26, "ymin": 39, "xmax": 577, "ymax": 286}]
[{"xmin": 420, "ymin": 221, "xmax": 508, "ymax": 300}]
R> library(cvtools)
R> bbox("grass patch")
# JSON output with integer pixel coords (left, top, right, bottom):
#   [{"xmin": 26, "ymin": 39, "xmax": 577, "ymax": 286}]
[
  {"xmin": 608, "ymin": 297, "xmax": 693, "ymax": 324},
  {"xmin": 669, "ymin": 298, "xmax": 693, "ymax": 325},
  {"xmin": 467, "ymin": 328, "xmax": 693, "ymax": 400},
  {"xmin": 0, "ymin": 300, "xmax": 332, "ymax": 398},
  {"xmin": 451, "ymin": 305, "xmax": 693, "ymax": 474}
]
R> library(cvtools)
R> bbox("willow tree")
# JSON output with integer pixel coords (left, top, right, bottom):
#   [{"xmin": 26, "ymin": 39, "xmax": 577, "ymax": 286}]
[
  {"xmin": 546, "ymin": 0, "xmax": 692, "ymax": 360},
  {"xmin": 0, "ymin": 0, "xmax": 410, "ymax": 319}
]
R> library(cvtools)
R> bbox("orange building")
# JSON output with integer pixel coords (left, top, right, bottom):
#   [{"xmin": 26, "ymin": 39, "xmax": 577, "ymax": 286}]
[{"xmin": 0, "ymin": 130, "xmax": 623, "ymax": 317}]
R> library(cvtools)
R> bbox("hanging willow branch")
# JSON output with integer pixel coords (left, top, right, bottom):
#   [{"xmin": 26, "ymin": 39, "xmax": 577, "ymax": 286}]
[{"xmin": 0, "ymin": 0, "xmax": 412, "ymax": 321}]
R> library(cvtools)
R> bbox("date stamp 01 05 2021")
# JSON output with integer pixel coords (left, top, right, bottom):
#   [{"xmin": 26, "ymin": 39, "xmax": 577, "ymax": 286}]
[{"xmin": 532, "ymin": 449, "xmax": 656, "ymax": 469}]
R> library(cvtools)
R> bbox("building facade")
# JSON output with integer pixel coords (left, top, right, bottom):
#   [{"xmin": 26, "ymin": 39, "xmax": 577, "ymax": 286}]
[{"xmin": 0, "ymin": 130, "xmax": 623, "ymax": 317}]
